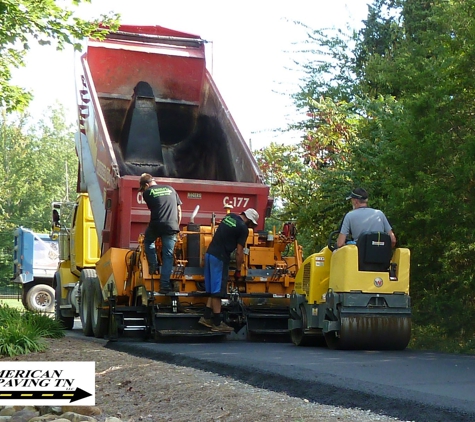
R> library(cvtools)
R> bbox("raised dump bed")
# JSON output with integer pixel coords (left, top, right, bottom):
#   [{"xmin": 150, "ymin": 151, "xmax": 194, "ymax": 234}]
[{"xmin": 76, "ymin": 25, "xmax": 270, "ymax": 251}]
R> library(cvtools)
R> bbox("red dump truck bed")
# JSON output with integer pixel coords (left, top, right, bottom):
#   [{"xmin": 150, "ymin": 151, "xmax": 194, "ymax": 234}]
[
  {"xmin": 76, "ymin": 25, "xmax": 271, "ymax": 252},
  {"xmin": 104, "ymin": 176, "xmax": 270, "ymax": 250}
]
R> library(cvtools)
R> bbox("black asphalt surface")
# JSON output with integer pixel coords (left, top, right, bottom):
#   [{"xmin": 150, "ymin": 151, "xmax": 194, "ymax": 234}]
[{"xmin": 68, "ymin": 324, "xmax": 475, "ymax": 422}]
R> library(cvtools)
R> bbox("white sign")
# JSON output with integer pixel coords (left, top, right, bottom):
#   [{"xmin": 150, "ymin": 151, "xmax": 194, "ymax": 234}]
[{"xmin": 0, "ymin": 361, "xmax": 95, "ymax": 406}]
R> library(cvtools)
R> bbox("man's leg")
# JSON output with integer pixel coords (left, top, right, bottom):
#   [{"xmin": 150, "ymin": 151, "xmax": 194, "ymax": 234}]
[
  {"xmin": 210, "ymin": 297, "xmax": 221, "ymax": 314},
  {"xmin": 211, "ymin": 261, "xmax": 228, "ymax": 315},
  {"xmin": 207, "ymin": 257, "xmax": 232, "ymax": 332},
  {"xmin": 199, "ymin": 254, "xmax": 214, "ymax": 327},
  {"xmin": 144, "ymin": 225, "xmax": 158, "ymax": 275},
  {"xmin": 200, "ymin": 254, "xmax": 232, "ymax": 332},
  {"xmin": 160, "ymin": 233, "xmax": 177, "ymax": 291}
]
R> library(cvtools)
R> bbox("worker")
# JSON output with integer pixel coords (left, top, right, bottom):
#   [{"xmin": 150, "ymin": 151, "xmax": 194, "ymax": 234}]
[
  {"xmin": 199, "ymin": 208, "xmax": 259, "ymax": 333},
  {"xmin": 337, "ymin": 187, "xmax": 396, "ymax": 249},
  {"xmin": 139, "ymin": 173, "xmax": 182, "ymax": 294}
]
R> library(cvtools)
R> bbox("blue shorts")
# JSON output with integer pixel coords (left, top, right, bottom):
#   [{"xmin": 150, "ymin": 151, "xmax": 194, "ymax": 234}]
[{"xmin": 204, "ymin": 253, "xmax": 229, "ymax": 298}]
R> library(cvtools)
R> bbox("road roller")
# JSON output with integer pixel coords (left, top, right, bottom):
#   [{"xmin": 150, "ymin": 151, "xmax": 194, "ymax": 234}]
[{"xmin": 288, "ymin": 231, "xmax": 411, "ymax": 350}]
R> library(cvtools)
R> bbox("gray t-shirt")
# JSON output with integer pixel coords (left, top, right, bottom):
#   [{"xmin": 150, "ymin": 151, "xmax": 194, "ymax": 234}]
[{"xmin": 340, "ymin": 207, "xmax": 392, "ymax": 241}]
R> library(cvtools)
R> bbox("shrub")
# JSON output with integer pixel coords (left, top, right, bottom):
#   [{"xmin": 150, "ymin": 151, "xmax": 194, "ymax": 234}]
[{"xmin": 0, "ymin": 304, "xmax": 64, "ymax": 357}]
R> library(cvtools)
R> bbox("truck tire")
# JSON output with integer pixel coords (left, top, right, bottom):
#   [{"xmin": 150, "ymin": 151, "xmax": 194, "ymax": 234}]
[
  {"xmin": 55, "ymin": 279, "xmax": 74, "ymax": 330},
  {"xmin": 21, "ymin": 286, "xmax": 29, "ymax": 309},
  {"xmin": 79, "ymin": 269, "xmax": 95, "ymax": 337},
  {"xmin": 91, "ymin": 277, "xmax": 108, "ymax": 338},
  {"xmin": 25, "ymin": 284, "xmax": 55, "ymax": 313}
]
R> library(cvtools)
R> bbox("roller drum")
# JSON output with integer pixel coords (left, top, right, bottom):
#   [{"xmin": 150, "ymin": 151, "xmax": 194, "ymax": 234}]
[{"xmin": 325, "ymin": 314, "xmax": 411, "ymax": 350}]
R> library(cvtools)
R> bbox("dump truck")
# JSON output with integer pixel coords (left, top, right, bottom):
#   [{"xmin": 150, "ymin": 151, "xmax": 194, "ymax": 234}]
[
  {"xmin": 54, "ymin": 24, "xmax": 302, "ymax": 340},
  {"xmin": 288, "ymin": 231, "xmax": 411, "ymax": 350},
  {"xmin": 12, "ymin": 227, "xmax": 59, "ymax": 312}
]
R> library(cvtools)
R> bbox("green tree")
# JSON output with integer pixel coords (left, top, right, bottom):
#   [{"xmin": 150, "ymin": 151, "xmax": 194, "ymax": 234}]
[
  {"xmin": 0, "ymin": 0, "xmax": 119, "ymax": 112},
  {"xmin": 278, "ymin": 0, "xmax": 475, "ymax": 341},
  {"xmin": 0, "ymin": 0, "xmax": 118, "ymax": 286},
  {"xmin": 256, "ymin": 0, "xmax": 475, "ymax": 346},
  {"xmin": 354, "ymin": 0, "xmax": 404, "ymax": 96},
  {"xmin": 0, "ymin": 106, "xmax": 77, "ymax": 282},
  {"xmin": 255, "ymin": 97, "xmax": 362, "ymax": 255},
  {"xmin": 358, "ymin": 0, "xmax": 475, "ymax": 335}
]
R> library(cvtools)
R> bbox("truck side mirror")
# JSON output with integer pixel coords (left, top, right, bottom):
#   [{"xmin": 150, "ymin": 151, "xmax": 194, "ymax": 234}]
[{"xmin": 50, "ymin": 209, "xmax": 61, "ymax": 240}]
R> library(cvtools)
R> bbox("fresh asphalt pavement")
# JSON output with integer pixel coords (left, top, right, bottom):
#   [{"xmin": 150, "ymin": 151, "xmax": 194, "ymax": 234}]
[{"xmin": 69, "ymin": 321, "xmax": 475, "ymax": 422}]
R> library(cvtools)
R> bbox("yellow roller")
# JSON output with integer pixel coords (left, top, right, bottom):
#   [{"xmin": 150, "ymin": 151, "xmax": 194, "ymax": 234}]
[{"xmin": 289, "ymin": 231, "xmax": 412, "ymax": 351}]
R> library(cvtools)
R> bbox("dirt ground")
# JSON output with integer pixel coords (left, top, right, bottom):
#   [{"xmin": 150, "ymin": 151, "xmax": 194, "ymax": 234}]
[{"xmin": 1, "ymin": 336, "xmax": 404, "ymax": 422}]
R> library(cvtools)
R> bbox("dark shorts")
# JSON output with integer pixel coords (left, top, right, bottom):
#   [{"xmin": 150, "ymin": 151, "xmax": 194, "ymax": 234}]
[{"xmin": 204, "ymin": 253, "xmax": 229, "ymax": 298}]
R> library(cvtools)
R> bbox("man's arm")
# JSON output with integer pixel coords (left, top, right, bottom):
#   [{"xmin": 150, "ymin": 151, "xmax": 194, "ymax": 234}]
[
  {"xmin": 235, "ymin": 244, "xmax": 244, "ymax": 269},
  {"xmin": 337, "ymin": 214, "xmax": 351, "ymax": 249},
  {"xmin": 381, "ymin": 212, "xmax": 396, "ymax": 248},
  {"xmin": 388, "ymin": 229, "xmax": 397, "ymax": 248},
  {"xmin": 337, "ymin": 233, "xmax": 347, "ymax": 249},
  {"xmin": 177, "ymin": 204, "xmax": 182, "ymax": 226}
]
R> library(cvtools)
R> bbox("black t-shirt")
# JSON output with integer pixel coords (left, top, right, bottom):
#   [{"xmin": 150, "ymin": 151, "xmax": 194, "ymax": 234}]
[
  {"xmin": 206, "ymin": 213, "xmax": 249, "ymax": 263},
  {"xmin": 143, "ymin": 184, "xmax": 182, "ymax": 233}
]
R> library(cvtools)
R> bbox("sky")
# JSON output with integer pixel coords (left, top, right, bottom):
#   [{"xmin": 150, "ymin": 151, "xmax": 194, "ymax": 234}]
[{"xmin": 12, "ymin": 0, "xmax": 370, "ymax": 150}]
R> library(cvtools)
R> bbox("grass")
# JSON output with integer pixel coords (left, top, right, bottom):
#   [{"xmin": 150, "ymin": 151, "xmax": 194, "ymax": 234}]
[
  {"xmin": 0, "ymin": 303, "xmax": 65, "ymax": 357},
  {"xmin": 409, "ymin": 324, "xmax": 475, "ymax": 355},
  {"xmin": 0, "ymin": 298, "xmax": 23, "ymax": 309}
]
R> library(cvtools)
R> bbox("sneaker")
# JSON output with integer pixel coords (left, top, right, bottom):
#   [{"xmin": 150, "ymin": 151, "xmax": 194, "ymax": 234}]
[
  {"xmin": 211, "ymin": 322, "xmax": 234, "ymax": 333},
  {"xmin": 198, "ymin": 317, "xmax": 213, "ymax": 328}
]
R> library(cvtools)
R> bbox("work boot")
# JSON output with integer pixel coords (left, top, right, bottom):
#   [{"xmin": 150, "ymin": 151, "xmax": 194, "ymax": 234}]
[
  {"xmin": 211, "ymin": 322, "xmax": 234, "ymax": 333},
  {"xmin": 149, "ymin": 265, "xmax": 159, "ymax": 276},
  {"xmin": 159, "ymin": 282, "xmax": 172, "ymax": 295},
  {"xmin": 159, "ymin": 288, "xmax": 172, "ymax": 295},
  {"xmin": 198, "ymin": 317, "xmax": 213, "ymax": 328}
]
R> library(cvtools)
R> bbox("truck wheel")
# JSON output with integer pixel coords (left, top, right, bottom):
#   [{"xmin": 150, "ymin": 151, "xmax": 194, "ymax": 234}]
[
  {"xmin": 21, "ymin": 286, "xmax": 29, "ymax": 309},
  {"xmin": 91, "ymin": 277, "xmax": 108, "ymax": 338},
  {"xmin": 55, "ymin": 280, "xmax": 74, "ymax": 330},
  {"xmin": 79, "ymin": 269, "xmax": 95, "ymax": 337},
  {"xmin": 26, "ymin": 284, "xmax": 55, "ymax": 313}
]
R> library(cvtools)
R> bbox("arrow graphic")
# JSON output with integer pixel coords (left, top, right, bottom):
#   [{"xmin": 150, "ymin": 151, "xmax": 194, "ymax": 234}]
[{"xmin": 0, "ymin": 387, "xmax": 91, "ymax": 403}]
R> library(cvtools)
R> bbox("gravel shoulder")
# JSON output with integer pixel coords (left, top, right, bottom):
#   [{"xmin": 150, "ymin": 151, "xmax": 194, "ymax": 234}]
[{"xmin": 1, "ymin": 336, "xmax": 407, "ymax": 422}]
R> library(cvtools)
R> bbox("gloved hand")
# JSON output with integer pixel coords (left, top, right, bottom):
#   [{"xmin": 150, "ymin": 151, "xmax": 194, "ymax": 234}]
[{"xmin": 234, "ymin": 270, "xmax": 241, "ymax": 281}]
